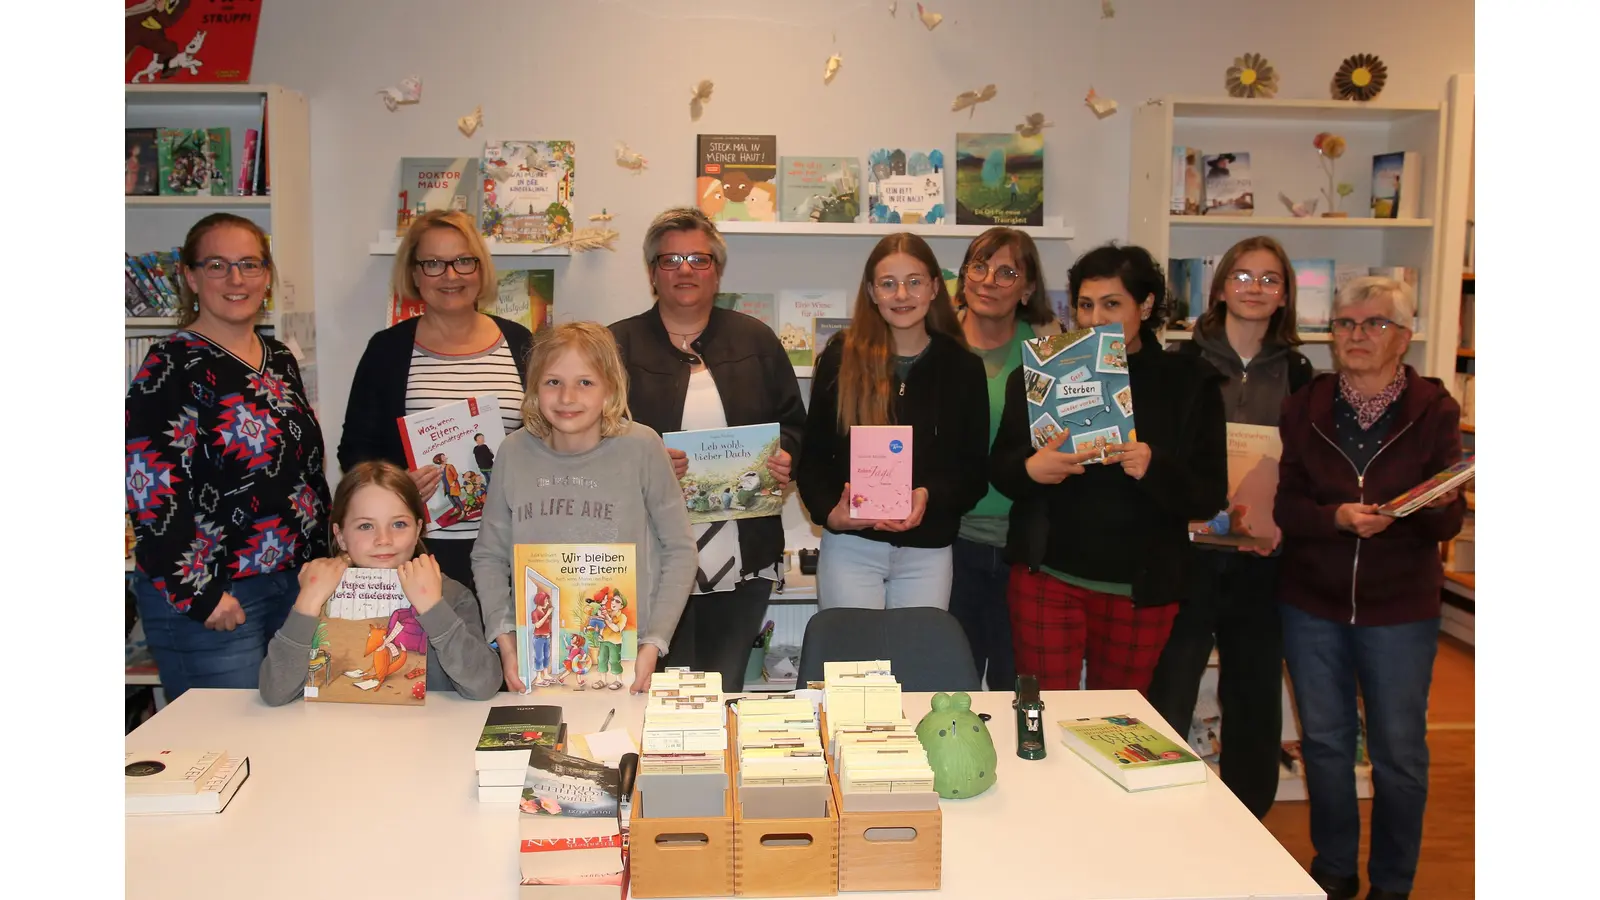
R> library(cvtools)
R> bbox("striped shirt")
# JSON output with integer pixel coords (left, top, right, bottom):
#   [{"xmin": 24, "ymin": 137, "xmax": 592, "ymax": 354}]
[{"xmin": 405, "ymin": 337, "xmax": 525, "ymax": 540}]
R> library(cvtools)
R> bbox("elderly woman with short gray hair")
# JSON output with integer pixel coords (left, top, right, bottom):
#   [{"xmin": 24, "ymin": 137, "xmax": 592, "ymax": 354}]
[
  {"xmin": 608, "ymin": 208, "xmax": 807, "ymax": 690},
  {"xmin": 1273, "ymin": 275, "xmax": 1465, "ymax": 900}
]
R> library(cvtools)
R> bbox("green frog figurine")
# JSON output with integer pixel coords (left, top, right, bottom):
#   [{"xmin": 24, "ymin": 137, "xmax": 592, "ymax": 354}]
[{"xmin": 915, "ymin": 691, "xmax": 997, "ymax": 799}]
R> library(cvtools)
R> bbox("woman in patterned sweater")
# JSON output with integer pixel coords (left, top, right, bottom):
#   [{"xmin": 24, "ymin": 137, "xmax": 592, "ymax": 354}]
[{"xmin": 125, "ymin": 213, "xmax": 331, "ymax": 700}]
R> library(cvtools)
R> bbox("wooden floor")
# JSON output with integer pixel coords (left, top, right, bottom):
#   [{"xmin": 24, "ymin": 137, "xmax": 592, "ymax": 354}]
[{"xmin": 1264, "ymin": 633, "xmax": 1475, "ymax": 897}]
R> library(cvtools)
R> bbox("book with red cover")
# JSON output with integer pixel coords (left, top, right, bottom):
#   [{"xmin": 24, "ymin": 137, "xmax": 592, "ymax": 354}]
[{"xmin": 125, "ymin": 0, "xmax": 262, "ymax": 84}]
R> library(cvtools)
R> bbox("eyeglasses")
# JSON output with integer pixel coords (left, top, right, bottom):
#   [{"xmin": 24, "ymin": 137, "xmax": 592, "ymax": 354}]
[
  {"xmin": 871, "ymin": 275, "xmax": 934, "ymax": 300},
  {"xmin": 1225, "ymin": 271, "xmax": 1286, "ymax": 293},
  {"xmin": 1330, "ymin": 316, "xmax": 1404, "ymax": 336},
  {"xmin": 655, "ymin": 253, "xmax": 715, "ymax": 270},
  {"xmin": 196, "ymin": 257, "xmax": 268, "ymax": 279},
  {"xmin": 415, "ymin": 256, "xmax": 480, "ymax": 277},
  {"xmin": 965, "ymin": 261, "xmax": 1020, "ymax": 287}
]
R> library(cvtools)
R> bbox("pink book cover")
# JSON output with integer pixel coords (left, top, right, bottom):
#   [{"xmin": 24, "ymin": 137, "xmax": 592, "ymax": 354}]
[{"xmin": 849, "ymin": 425, "xmax": 913, "ymax": 519}]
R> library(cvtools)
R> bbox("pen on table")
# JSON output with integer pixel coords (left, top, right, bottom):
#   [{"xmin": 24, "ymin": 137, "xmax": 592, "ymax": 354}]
[{"xmin": 599, "ymin": 708, "xmax": 615, "ymax": 733}]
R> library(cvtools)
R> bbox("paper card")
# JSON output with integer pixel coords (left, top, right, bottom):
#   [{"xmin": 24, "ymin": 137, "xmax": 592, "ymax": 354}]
[
  {"xmin": 1024, "ymin": 369, "xmax": 1055, "ymax": 405},
  {"xmin": 581, "ymin": 730, "xmax": 638, "ymax": 765},
  {"xmin": 1113, "ymin": 384, "xmax": 1135, "ymax": 418},
  {"xmin": 1095, "ymin": 332, "xmax": 1130, "ymax": 375},
  {"xmin": 1063, "ymin": 365, "xmax": 1093, "ymax": 384}
]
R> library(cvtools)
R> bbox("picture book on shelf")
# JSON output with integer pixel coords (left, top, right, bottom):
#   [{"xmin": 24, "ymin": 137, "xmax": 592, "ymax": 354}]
[
  {"xmin": 125, "ymin": 0, "xmax": 262, "ymax": 84},
  {"xmin": 1021, "ymin": 325, "xmax": 1136, "ymax": 462},
  {"xmin": 867, "ymin": 147, "xmax": 947, "ymax": 224},
  {"xmin": 305, "ymin": 568, "xmax": 426, "ymax": 705},
  {"xmin": 386, "ymin": 291, "xmax": 426, "ymax": 328},
  {"xmin": 813, "ymin": 317, "xmax": 850, "ymax": 359},
  {"xmin": 1293, "ymin": 258, "xmax": 1336, "ymax": 333},
  {"xmin": 713, "ymin": 292, "xmax": 776, "ymax": 331},
  {"xmin": 697, "ymin": 134, "xmax": 778, "ymax": 222},
  {"xmin": 125, "ymin": 128, "xmax": 159, "ymax": 195},
  {"xmin": 779, "ymin": 156, "xmax": 862, "ymax": 223},
  {"xmin": 776, "ymin": 289, "xmax": 850, "ymax": 366},
  {"xmin": 396, "ymin": 396, "xmax": 508, "ymax": 532},
  {"xmin": 157, "ymin": 128, "xmax": 231, "ymax": 196},
  {"xmin": 514, "ymin": 544, "xmax": 638, "ymax": 691},
  {"xmin": 1371, "ymin": 151, "xmax": 1421, "ymax": 219},
  {"xmin": 481, "ymin": 141, "xmax": 575, "ymax": 243},
  {"xmin": 955, "ymin": 132, "xmax": 1044, "ymax": 227},
  {"xmin": 1171, "ymin": 146, "xmax": 1203, "ymax": 215},
  {"xmin": 491, "ymin": 269, "xmax": 555, "ymax": 335},
  {"xmin": 1201, "ymin": 152, "xmax": 1252, "ymax": 216},
  {"xmin": 1190, "ymin": 424, "xmax": 1282, "ymax": 550},
  {"xmin": 1057, "ymin": 715, "xmax": 1206, "ymax": 791},
  {"xmin": 663, "ymin": 424, "xmax": 784, "ymax": 525},
  {"xmin": 1165, "ymin": 257, "xmax": 1218, "ymax": 331},
  {"xmin": 398, "ymin": 157, "xmax": 481, "ymax": 228},
  {"xmin": 1377, "ymin": 456, "xmax": 1474, "ymax": 518},
  {"xmin": 849, "ymin": 425, "xmax": 914, "ymax": 520}
]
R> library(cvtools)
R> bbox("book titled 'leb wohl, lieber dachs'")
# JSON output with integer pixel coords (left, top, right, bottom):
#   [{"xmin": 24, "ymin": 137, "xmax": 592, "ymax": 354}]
[{"xmin": 663, "ymin": 423, "xmax": 784, "ymax": 525}]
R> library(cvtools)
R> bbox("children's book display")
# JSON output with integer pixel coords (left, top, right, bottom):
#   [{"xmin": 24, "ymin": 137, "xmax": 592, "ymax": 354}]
[
  {"xmin": 492, "ymin": 269, "xmax": 556, "ymax": 335},
  {"xmin": 158, "ymin": 128, "xmax": 232, "ymax": 196},
  {"xmin": 477, "ymin": 705, "xmax": 567, "ymax": 802},
  {"xmin": 1377, "ymin": 455, "xmax": 1474, "ymax": 517},
  {"xmin": 812, "ymin": 317, "xmax": 850, "ymax": 360},
  {"xmin": 481, "ymin": 141, "xmax": 576, "ymax": 243},
  {"xmin": 396, "ymin": 156, "xmax": 481, "ymax": 231},
  {"xmin": 1057, "ymin": 715, "xmax": 1207, "ymax": 791},
  {"xmin": 1371, "ymin": 151, "xmax": 1421, "ymax": 219},
  {"xmin": 513, "ymin": 544, "xmax": 638, "ymax": 692},
  {"xmin": 848, "ymin": 425, "xmax": 914, "ymax": 519},
  {"xmin": 697, "ymin": 134, "xmax": 778, "ymax": 222},
  {"xmin": 396, "ymin": 395, "xmax": 507, "ymax": 532},
  {"xmin": 305, "ymin": 568, "xmax": 426, "ymax": 705},
  {"xmin": 125, "ymin": 0, "xmax": 262, "ymax": 84},
  {"xmin": 1191, "ymin": 424, "xmax": 1282, "ymax": 549},
  {"xmin": 125, "ymin": 749, "xmax": 251, "ymax": 816},
  {"xmin": 1021, "ymin": 324, "xmax": 1135, "ymax": 462},
  {"xmin": 954, "ymin": 132, "xmax": 1045, "ymax": 227},
  {"xmin": 779, "ymin": 156, "xmax": 861, "ymax": 223},
  {"xmin": 662, "ymin": 424, "xmax": 783, "ymax": 525},
  {"xmin": 866, "ymin": 147, "xmax": 946, "ymax": 224},
  {"xmin": 517, "ymin": 746, "xmax": 626, "ymax": 897},
  {"xmin": 1170, "ymin": 145, "xmax": 1203, "ymax": 215},
  {"xmin": 1293, "ymin": 258, "xmax": 1336, "ymax": 333}
]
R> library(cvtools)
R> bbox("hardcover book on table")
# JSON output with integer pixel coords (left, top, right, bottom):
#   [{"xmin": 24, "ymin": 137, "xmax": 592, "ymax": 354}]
[
  {"xmin": 1020, "ymin": 324, "xmax": 1136, "ymax": 462},
  {"xmin": 1057, "ymin": 715, "xmax": 1207, "ymax": 791},
  {"xmin": 398, "ymin": 156, "xmax": 481, "ymax": 224},
  {"xmin": 1201, "ymin": 152, "xmax": 1252, "ymax": 216},
  {"xmin": 866, "ymin": 147, "xmax": 947, "ymax": 224},
  {"xmin": 305, "ymin": 568, "xmax": 426, "ymax": 705},
  {"xmin": 776, "ymin": 289, "xmax": 850, "ymax": 366},
  {"xmin": 697, "ymin": 134, "xmax": 778, "ymax": 222},
  {"xmin": 396, "ymin": 395, "xmax": 507, "ymax": 532},
  {"xmin": 954, "ymin": 132, "xmax": 1045, "ymax": 227},
  {"xmin": 125, "ymin": 749, "xmax": 227, "ymax": 796},
  {"xmin": 1190, "ymin": 424, "xmax": 1282, "ymax": 549},
  {"xmin": 481, "ymin": 141, "xmax": 575, "ymax": 243},
  {"xmin": 126, "ymin": 756, "xmax": 250, "ymax": 816},
  {"xmin": 477, "ymin": 705, "xmax": 567, "ymax": 770},
  {"xmin": 663, "ymin": 424, "xmax": 784, "ymax": 525},
  {"xmin": 125, "ymin": 0, "xmax": 262, "ymax": 83},
  {"xmin": 514, "ymin": 544, "xmax": 638, "ymax": 691},
  {"xmin": 848, "ymin": 425, "xmax": 914, "ymax": 520},
  {"xmin": 779, "ymin": 155, "xmax": 862, "ymax": 223}
]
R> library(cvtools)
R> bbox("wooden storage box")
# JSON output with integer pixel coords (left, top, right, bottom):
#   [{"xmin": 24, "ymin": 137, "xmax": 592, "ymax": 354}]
[
  {"xmin": 731, "ymin": 707, "xmax": 839, "ymax": 897},
  {"xmin": 822, "ymin": 712, "xmax": 943, "ymax": 892},
  {"xmin": 627, "ymin": 708, "xmax": 736, "ymax": 899}
]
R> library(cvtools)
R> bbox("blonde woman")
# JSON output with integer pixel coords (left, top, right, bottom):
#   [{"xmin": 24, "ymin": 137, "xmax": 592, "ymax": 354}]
[
  {"xmin": 471, "ymin": 322, "xmax": 697, "ymax": 694},
  {"xmin": 337, "ymin": 210, "xmax": 534, "ymax": 592}
]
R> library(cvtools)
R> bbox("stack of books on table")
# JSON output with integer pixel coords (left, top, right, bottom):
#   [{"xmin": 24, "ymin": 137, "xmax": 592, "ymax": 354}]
[
  {"xmin": 734, "ymin": 694, "xmax": 830, "ymax": 818},
  {"xmin": 823, "ymin": 661, "xmax": 937, "ymax": 811},
  {"xmin": 125, "ymin": 748, "xmax": 251, "ymax": 816},
  {"xmin": 477, "ymin": 705, "xmax": 566, "ymax": 802},
  {"xmin": 518, "ymin": 746, "xmax": 627, "ymax": 899},
  {"xmin": 636, "ymin": 669, "xmax": 728, "ymax": 817}
]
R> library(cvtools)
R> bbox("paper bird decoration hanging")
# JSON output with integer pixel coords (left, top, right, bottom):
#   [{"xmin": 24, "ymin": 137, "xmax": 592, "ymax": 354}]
[
  {"xmin": 1015, "ymin": 112, "xmax": 1054, "ymax": 137},
  {"xmin": 917, "ymin": 3, "xmax": 943, "ymax": 30},
  {"xmin": 1101, "ymin": 0, "xmax": 1115, "ymax": 18},
  {"xmin": 952, "ymin": 84, "xmax": 997, "ymax": 116},
  {"xmin": 889, "ymin": 1, "xmax": 897, "ymax": 15},
  {"xmin": 689, "ymin": 80, "xmax": 714, "ymax": 121},
  {"xmin": 457, "ymin": 105, "xmax": 483, "ymax": 137},
  {"xmin": 1085, "ymin": 88, "xmax": 1118, "ymax": 118},
  {"xmin": 824, "ymin": 53, "xmax": 842, "ymax": 85},
  {"xmin": 1333, "ymin": 53, "xmax": 1388, "ymax": 102},
  {"xmin": 377, "ymin": 76, "xmax": 422, "ymax": 112},
  {"xmin": 615, "ymin": 143, "xmax": 647, "ymax": 174},
  {"xmin": 589, "ymin": 209, "xmax": 614, "ymax": 222}
]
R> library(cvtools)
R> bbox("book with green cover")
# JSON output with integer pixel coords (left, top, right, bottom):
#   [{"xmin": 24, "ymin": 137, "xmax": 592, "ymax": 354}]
[
  {"xmin": 476, "ymin": 704, "xmax": 566, "ymax": 770},
  {"xmin": 1057, "ymin": 715, "xmax": 1207, "ymax": 791}
]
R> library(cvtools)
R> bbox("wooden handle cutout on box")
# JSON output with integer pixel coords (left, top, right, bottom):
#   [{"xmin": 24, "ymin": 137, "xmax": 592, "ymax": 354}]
[
  {"xmin": 654, "ymin": 832, "xmax": 710, "ymax": 847},
  {"xmin": 758, "ymin": 832, "xmax": 815, "ymax": 847},
  {"xmin": 862, "ymin": 826, "xmax": 918, "ymax": 842}
]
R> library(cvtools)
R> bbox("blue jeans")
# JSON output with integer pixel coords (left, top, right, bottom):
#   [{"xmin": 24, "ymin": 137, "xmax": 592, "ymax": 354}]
[
  {"xmin": 816, "ymin": 531, "xmax": 952, "ymax": 611},
  {"xmin": 532, "ymin": 634, "xmax": 552, "ymax": 673},
  {"xmin": 948, "ymin": 537, "xmax": 1015, "ymax": 691},
  {"xmin": 133, "ymin": 569, "xmax": 301, "ymax": 702},
  {"xmin": 1280, "ymin": 603, "xmax": 1438, "ymax": 894}
]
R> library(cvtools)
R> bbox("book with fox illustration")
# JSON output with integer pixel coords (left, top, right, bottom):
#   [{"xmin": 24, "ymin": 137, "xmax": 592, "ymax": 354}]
[
  {"xmin": 396, "ymin": 395, "xmax": 507, "ymax": 533},
  {"xmin": 514, "ymin": 544, "xmax": 638, "ymax": 692},
  {"xmin": 1021, "ymin": 324, "xmax": 1136, "ymax": 463},
  {"xmin": 305, "ymin": 568, "xmax": 426, "ymax": 705},
  {"xmin": 663, "ymin": 424, "xmax": 783, "ymax": 525}
]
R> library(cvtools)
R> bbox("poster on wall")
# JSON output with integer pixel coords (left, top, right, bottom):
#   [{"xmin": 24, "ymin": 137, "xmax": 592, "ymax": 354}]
[{"xmin": 126, "ymin": 0, "xmax": 263, "ymax": 84}]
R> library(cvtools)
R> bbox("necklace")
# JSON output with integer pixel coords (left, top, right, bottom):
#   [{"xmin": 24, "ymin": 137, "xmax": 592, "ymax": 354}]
[{"xmin": 665, "ymin": 328, "xmax": 704, "ymax": 352}]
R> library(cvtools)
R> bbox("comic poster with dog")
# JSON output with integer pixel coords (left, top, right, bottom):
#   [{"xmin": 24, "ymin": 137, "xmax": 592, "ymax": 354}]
[
  {"xmin": 305, "ymin": 568, "xmax": 426, "ymax": 705},
  {"xmin": 663, "ymin": 424, "xmax": 784, "ymax": 525},
  {"xmin": 396, "ymin": 395, "xmax": 508, "ymax": 534},
  {"xmin": 514, "ymin": 544, "xmax": 637, "ymax": 693},
  {"xmin": 696, "ymin": 134, "xmax": 778, "ymax": 223},
  {"xmin": 126, "ymin": 0, "xmax": 263, "ymax": 84},
  {"xmin": 1020, "ymin": 323, "xmax": 1136, "ymax": 464}
]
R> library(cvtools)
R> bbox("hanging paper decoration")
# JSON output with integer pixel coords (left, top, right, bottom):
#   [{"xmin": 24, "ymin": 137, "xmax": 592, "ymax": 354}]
[
  {"xmin": 1085, "ymin": 87, "xmax": 1118, "ymax": 118},
  {"xmin": 917, "ymin": 3, "xmax": 943, "ymax": 30},
  {"xmin": 1333, "ymin": 53, "xmax": 1387, "ymax": 102},
  {"xmin": 457, "ymin": 105, "xmax": 483, "ymax": 137},
  {"xmin": 1225, "ymin": 53, "xmax": 1278, "ymax": 99},
  {"xmin": 689, "ymin": 79, "xmax": 714, "ymax": 121},
  {"xmin": 615, "ymin": 143, "xmax": 647, "ymax": 174},
  {"xmin": 951, "ymin": 83, "xmax": 997, "ymax": 116},
  {"xmin": 1015, "ymin": 112, "xmax": 1053, "ymax": 137},
  {"xmin": 376, "ymin": 76, "xmax": 422, "ymax": 112},
  {"xmin": 824, "ymin": 53, "xmax": 842, "ymax": 85}
]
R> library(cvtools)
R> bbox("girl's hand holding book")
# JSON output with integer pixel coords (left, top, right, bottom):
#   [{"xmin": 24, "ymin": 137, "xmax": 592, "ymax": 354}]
[
  {"xmin": 397, "ymin": 554, "xmax": 443, "ymax": 614},
  {"xmin": 293, "ymin": 557, "xmax": 348, "ymax": 617},
  {"xmin": 873, "ymin": 487, "xmax": 928, "ymax": 533},
  {"xmin": 825, "ymin": 482, "xmax": 877, "ymax": 531}
]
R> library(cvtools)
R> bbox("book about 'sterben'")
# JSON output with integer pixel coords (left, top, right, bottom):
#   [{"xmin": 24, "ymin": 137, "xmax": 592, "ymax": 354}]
[
  {"xmin": 867, "ymin": 148, "xmax": 946, "ymax": 224},
  {"xmin": 776, "ymin": 290, "xmax": 850, "ymax": 366},
  {"xmin": 1021, "ymin": 324, "xmax": 1136, "ymax": 462},
  {"xmin": 481, "ymin": 140, "xmax": 576, "ymax": 243},
  {"xmin": 663, "ymin": 424, "xmax": 783, "ymax": 525},
  {"xmin": 1191, "ymin": 424, "xmax": 1282, "ymax": 549},
  {"xmin": 399, "ymin": 156, "xmax": 481, "ymax": 221},
  {"xmin": 396, "ymin": 395, "xmax": 507, "ymax": 532},
  {"xmin": 514, "ymin": 544, "xmax": 638, "ymax": 691},
  {"xmin": 306, "ymin": 568, "xmax": 425, "ymax": 705},
  {"xmin": 698, "ymin": 134, "xmax": 778, "ymax": 222},
  {"xmin": 1201, "ymin": 152, "xmax": 1252, "ymax": 216},
  {"xmin": 849, "ymin": 425, "xmax": 914, "ymax": 519},
  {"xmin": 779, "ymin": 156, "xmax": 862, "ymax": 223},
  {"xmin": 955, "ymin": 132, "xmax": 1044, "ymax": 227},
  {"xmin": 1377, "ymin": 456, "xmax": 1473, "ymax": 518},
  {"xmin": 1057, "ymin": 716, "xmax": 1207, "ymax": 791}
]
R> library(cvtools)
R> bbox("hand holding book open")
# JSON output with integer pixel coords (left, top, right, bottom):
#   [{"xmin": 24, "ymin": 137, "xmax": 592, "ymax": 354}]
[
  {"xmin": 826, "ymin": 481, "xmax": 929, "ymax": 532},
  {"xmin": 294, "ymin": 557, "xmax": 350, "ymax": 617},
  {"xmin": 1024, "ymin": 431, "xmax": 1097, "ymax": 484}
]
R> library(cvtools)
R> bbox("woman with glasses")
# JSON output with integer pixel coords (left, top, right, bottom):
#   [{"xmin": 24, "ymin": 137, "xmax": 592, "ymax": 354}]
[
  {"xmin": 126, "ymin": 213, "xmax": 331, "ymax": 700},
  {"xmin": 337, "ymin": 210, "xmax": 534, "ymax": 592},
  {"xmin": 1145, "ymin": 235, "xmax": 1315, "ymax": 819},
  {"xmin": 948, "ymin": 227, "xmax": 1063, "ymax": 689},
  {"xmin": 796, "ymin": 233, "xmax": 989, "ymax": 612},
  {"xmin": 1274, "ymin": 275, "xmax": 1463, "ymax": 900},
  {"xmin": 609, "ymin": 208, "xmax": 806, "ymax": 691}
]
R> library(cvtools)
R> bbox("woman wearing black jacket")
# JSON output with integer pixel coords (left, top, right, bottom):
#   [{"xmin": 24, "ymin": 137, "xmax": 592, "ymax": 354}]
[
  {"xmin": 991, "ymin": 243, "xmax": 1227, "ymax": 693},
  {"xmin": 797, "ymin": 232, "xmax": 989, "ymax": 611}
]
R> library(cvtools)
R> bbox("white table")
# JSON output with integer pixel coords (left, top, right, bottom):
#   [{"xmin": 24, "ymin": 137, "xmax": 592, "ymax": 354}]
[{"xmin": 126, "ymin": 672, "xmax": 1321, "ymax": 900}]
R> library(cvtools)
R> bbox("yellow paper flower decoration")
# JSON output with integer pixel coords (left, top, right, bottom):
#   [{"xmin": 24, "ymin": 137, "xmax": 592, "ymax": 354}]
[
  {"xmin": 1226, "ymin": 53, "xmax": 1279, "ymax": 99},
  {"xmin": 1334, "ymin": 53, "xmax": 1387, "ymax": 102}
]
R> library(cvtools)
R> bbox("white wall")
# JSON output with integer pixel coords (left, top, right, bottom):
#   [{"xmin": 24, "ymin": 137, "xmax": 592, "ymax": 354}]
[{"xmin": 247, "ymin": 0, "xmax": 1473, "ymax": 462}]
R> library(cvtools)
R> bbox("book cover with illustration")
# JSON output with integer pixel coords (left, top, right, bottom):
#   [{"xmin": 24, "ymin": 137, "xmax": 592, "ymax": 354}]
[
  {"xmin": 1171, "ymin": 146, "xmax": 1203, "ymax": 215},
  {"xmin": 305, "ymin": 568, "xmax": 426, "ymax": 705},
  {"xmin": 1191, "ymin": 424, "xmax": 1282, "ymax": 549},
  {"xmin": 481, "ymin": 141, "xmax": 575, "ymax": 243},
  {"xmin": 126, "ymin": 128, "xmax": 160, "ymax": 195},
  {"xmin": 955, "ymin": 132, "xmax": 1045, "ymax": 227},
  {"xmin": 157, "ymin": 128, "xmax": 231, "ymax": 196},
  {"xmin": 867, "ymin": 148, "xmax": 946, "ymax": 224},
  {"xmin": 1292, "ymin": 258, "xmax": 1336, "ymax": 333},
  {"xmin": 779, "ymin": 156, "xmax": 861, "ymax": 223},
  {"xmin": 813, "ymin": 317, "xmax": 851, "ymax": 359},
  {"xmin": 1201, "ymin": 152, "xmax": 1252, "ymax": 216},
  {"xmin": 849, "ymin": 425, "xmax": 914, "ymax": 519},
  {"xmin": 386, "ymin": 291, "xmax": 426, "ymax": 328},
  {"xmin": 476, "ymin": 705, "xmax": 566, "ymax": 769},
  {"xmin": 491, "ymin": 269, "xmax": 555, "ymax": 334},
  {"xmin": 395, "ymin": 395, "xmax": 508, "ymax": 532},
  {"xmin": 697, "ymin": 134, "xmax": 778, "ymax": 222},
  {"xmin": 713, "ymin": 292, "xmax": 776, "ymax": 331},
  {"xmin": 520, "ymin": 746, "xmax": 623, "ymax": 843},
  {"xmin": 1371, "ymin": 151, "xmax": 1421, "ymax": 219},
  {"xmin": 1021, "ymin": 324, "xmax": 1136, "ymax": 462},
  {"xmin": 776, "ymin": 289, "xmax": 850, "ymax": 366},
  {"xmin": 514, "ymin": 544, "xmax": 638, "ymax": 691},
  {"xmin": 1057, "ymin": 715, "xmax": 1206, "ymax": 791},
  {"xmin": 126, "ymin": 0, "xmax": 262, "ymax": 84},
  {"xmin": 398, "ymin": 156, "xmax": 481, "ymax": 224},
  {"xmin": 1377, "ymin": 455, "xmax": 1474, "ymax": 518},
  {"xmin": 663, "ymin": 424, "xmax": 784, "ymax": 525}
]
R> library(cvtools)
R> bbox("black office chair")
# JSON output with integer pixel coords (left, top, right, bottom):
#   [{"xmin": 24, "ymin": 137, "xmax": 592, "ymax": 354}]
[{"xmin": 795, "ymin": 607, "xmax": 981, "ymax": 693}]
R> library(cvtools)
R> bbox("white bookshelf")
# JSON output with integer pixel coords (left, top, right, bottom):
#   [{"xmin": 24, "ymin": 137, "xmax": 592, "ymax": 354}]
[
  {"xmin": 367, "ymin": 231, "xmax": 572, "ymax": 257},
  {"xmin": 716, "ymin": 220, "xmax": 1074, "ymax": 240}
]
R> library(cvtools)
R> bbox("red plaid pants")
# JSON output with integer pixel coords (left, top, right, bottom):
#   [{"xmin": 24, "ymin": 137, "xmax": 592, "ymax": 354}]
[{"xmin": 1007, "ymin": 565, "xmax": 1178, "ymax": 694}]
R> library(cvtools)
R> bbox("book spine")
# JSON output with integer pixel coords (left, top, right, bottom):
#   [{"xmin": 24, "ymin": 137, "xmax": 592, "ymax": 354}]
[{"xmin": 238, "ymin": 129, "xmax": 259, "ymax": 196}]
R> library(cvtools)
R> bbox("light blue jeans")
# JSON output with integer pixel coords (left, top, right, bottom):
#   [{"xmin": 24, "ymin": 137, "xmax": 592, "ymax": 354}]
[
  {"xmin": 816, "ymin": 531, "xmax": 953, "ymax": 611},
  {"xmin": 133, "ymin": 569, "xmax": 300, "ymax": 702}
]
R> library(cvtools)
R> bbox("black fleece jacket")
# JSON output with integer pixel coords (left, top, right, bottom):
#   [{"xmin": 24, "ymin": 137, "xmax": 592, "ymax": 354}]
[
  {"xmin": 991, "ymin": 327, "xmax": 1229, "ymax": 606},
  {"xmin": 797, "ymin": 329, "xmax": 990, "ymax": 548}
]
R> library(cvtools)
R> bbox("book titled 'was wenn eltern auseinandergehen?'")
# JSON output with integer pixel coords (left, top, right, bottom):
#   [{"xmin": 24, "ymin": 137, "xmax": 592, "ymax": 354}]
[{"xmin": 396, "ymin": 395, "xmax": 507, "ymax": 533}]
